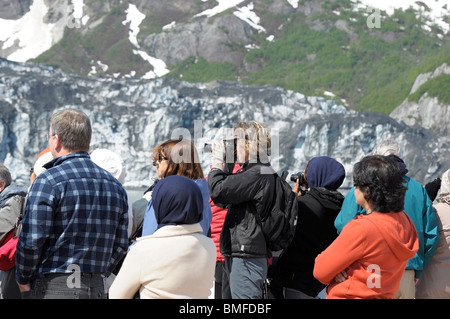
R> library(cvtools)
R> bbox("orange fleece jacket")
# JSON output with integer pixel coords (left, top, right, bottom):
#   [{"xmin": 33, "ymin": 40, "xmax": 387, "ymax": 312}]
[{"xmin": 314, "ymin": 211, "xmax": 419, "ymax": 299}]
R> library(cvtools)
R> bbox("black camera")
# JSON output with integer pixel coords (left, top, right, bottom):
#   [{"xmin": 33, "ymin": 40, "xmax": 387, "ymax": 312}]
[
  {"xmin": 204, "ymin": 138, "xmax": 238, "ymax": 163},
  {"xmin": 290, "ymin": 172, "xmax": 306, "ymax": 185}
]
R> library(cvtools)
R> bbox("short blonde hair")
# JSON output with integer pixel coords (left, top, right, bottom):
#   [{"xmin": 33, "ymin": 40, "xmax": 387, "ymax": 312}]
[{"xmin": 234, "ymin": 120, "xmax": 271, "ymax": 163}]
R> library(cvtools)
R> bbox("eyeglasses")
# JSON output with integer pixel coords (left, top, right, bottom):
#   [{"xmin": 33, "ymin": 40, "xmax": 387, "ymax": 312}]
[{"xmin": 152, "ymin": 153, "xmax": 168, "ymax": 166}]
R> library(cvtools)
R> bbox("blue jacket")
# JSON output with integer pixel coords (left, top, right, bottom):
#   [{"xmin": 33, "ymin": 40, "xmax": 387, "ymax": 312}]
[
  {"xmin": 334, "ymin": 175, "xmax": 439, "ymax": 278},
  {"xmin": 142, "ymin": 178, "xmax": 212, "ymax": 237}
]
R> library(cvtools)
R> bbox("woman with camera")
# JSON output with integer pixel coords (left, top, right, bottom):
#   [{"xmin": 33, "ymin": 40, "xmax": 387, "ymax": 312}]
[
  {"xmin": 207, "ymin": 120, "xmax": 275, "ymax": 299},
  {"xmin": 276, "ymin": 156, "xmax": 346, "ymax": 299}
]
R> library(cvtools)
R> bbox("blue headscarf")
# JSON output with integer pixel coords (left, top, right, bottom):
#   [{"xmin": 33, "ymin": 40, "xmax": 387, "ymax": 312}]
[
  {"xmin": 306, "ymin": 156, "xmax": 345, "ymax": 191},
  {"xmin": 152, "ymin": 175, "xmax": 203, "ymax": 229}
]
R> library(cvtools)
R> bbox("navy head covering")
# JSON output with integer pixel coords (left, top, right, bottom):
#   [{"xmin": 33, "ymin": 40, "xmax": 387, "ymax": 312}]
[
  {"xmin": 386, "ymin": 154, "xmax": 408, "ymax": 175},
  {"xmin": 306, "ymin": 156, "xmax": 345, "ymax": 191},
  {"xmin": 152, "ymin": 175, "xmax": 203, "ymax": 229}
]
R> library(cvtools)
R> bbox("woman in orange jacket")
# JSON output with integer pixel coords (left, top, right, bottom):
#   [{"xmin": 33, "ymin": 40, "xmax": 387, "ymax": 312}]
[{"xmin": 313, "ymin": 155, "xmax": 419, "ymax": 299}]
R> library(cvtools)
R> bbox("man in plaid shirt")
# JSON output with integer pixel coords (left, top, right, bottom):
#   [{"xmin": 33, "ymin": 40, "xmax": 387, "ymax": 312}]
[{"xmin": 15, "ymin": 109, "xmax": 129, "ymax": 299}]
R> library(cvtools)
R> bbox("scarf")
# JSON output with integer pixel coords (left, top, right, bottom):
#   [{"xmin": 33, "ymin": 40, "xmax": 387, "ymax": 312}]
[
  {"xmin": 306, "ymin": 156, "xmax": 346, "ymax": 191},
  {"xmin": 152, "ymin": 175, "xmax": 203, "ymax": 229}
]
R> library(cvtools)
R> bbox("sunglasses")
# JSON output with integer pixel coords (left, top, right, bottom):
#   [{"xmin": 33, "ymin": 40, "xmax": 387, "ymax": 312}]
[{"xmin": 152, "ymin": 153, "xmax": 169, "ymax": 166}]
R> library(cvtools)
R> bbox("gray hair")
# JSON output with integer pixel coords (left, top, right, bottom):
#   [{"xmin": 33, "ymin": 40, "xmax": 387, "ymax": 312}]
[
  {"xmin": 0, "ymin": 163, "xmax": 12, "ymax": 187},
  {"xmin": 50, "ymin": 109, "xmax": 92, "ymax": 152},
  {"xmin": 371, "ymin": 139, "xmax": 402, "ymax": 158}
]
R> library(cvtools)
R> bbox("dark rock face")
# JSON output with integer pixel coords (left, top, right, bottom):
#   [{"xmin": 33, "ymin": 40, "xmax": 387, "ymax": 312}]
[
  {"xmin": 1, "ymin": 58, "xmax": 449, "ymax": 188},
  {"xmin": 0, "ymin": 0, "xmax": 31, "ymax": 20}
]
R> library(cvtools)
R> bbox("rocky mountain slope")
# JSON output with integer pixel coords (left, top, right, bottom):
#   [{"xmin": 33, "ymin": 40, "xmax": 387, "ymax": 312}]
[
  {"xmin": 390, "ymin": 63, "xmax": 450, "ymax": 135},
  {"xmin": 1, "ymin": 0, "xmax": 449, "ymax": 188},
  {"xmin": 0, "ymin": 0, "xmax": 448, "ymax": 116}
]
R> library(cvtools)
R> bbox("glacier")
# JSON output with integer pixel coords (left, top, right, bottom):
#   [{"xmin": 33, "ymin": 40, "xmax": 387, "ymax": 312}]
[{"xmin": 1, "ymin": 58, "xmax": 449, "ymax": 191}]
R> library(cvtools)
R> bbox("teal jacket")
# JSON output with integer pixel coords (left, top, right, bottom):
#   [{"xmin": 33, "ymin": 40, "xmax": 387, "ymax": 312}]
[{"xmin": 334, "ymin": 176, "xmax": 439, "ymax": 278}]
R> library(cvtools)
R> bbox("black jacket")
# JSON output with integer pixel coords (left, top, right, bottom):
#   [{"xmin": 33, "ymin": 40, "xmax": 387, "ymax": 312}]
[
  {"xmin": 277, "ymin": 187, "xmax": 344, "ymax": 297},
  {"xmin": 208, "ymin": 162, "xmax": 276, "ymax": 258}
]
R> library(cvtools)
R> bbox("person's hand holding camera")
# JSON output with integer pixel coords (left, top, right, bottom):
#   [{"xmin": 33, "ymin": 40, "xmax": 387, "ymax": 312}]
[
  {"xmin": 292, "ymin": 179, "xmax": 303, "ymax": 197},
  {"xmin": 211, "ymin": 140, "xmax": 225, "ymax": 170}
]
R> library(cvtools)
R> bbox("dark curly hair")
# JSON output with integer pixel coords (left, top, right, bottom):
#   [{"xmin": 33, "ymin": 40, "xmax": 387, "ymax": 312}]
[{"xmin": 353, "ymin": 155, "xmax": 407, "ymax": 213}]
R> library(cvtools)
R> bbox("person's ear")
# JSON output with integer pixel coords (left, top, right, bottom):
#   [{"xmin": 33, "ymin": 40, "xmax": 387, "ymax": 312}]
[{"xmin": 0, "ymin": 180, "xmax": 6, "ymax": 192}]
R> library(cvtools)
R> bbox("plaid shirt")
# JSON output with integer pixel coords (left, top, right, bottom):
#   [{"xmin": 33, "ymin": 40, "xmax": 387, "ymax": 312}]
[{"xmin": 16, "ymin": 152, "xmax": 129, "ymax": 284}]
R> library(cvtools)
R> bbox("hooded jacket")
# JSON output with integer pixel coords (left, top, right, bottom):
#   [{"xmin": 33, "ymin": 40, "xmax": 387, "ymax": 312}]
[
  {"xmin": 335, "ymin": 157, "xmax": 438, "ymax": 279},
  {"xmin": 277, "ymin": 156, "xmax": 345, "ymax": 297},
  {"xmin": 278, "ymin": 188, "xmax": 344, "ymax": 296},
  {"xmin": 314, "ymin": 211, "xmax": 419, "ymax": 299}
]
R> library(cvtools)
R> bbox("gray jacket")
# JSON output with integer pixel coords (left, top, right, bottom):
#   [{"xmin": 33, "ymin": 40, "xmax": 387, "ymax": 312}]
[{"xmin": 0, "ymin": 185, "xmax": 27, "ymax": 242}]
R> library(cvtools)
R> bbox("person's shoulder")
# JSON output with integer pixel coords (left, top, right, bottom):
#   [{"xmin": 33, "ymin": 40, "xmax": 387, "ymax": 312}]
[
  {"xmin": 6, "ymin": 184, "xmax": 28, "ymax": 197},
  {"xmin": 404, "ymin": 175, "xmax": 425, "ymax": 188},
  {"xmin": 339, "ymin": 215, "xmax": 368, "ymax": 239},
  {"xmin": 194, "ymin": 178, "xmax": 209, "ymax": 189},
  {"xmin": 405, "ymin": 175, "xmax": 429, "ymax": 195},
  {"xmin": 346, "ymin": 214, "xmax": 373, "ymax": 229}
]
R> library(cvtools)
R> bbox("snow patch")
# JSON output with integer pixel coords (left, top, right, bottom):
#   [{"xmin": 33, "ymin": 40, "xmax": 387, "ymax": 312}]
[
  {"xmin": 122, "ymin": 4, "xmax": 169, "ymax": 78},
  {"xmin": 195, "ymin": 0, "xmax": 246, "ymax": 18},
  {"xmin": 0, "ymin": 0, "xmax": 55, "ymax": 62},
  {"xmin": 233, "ymin": 2, "xmax": 266, "ymax": 33}
]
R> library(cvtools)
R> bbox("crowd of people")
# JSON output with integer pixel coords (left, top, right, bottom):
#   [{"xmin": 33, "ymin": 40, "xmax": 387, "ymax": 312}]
[{"xmin": 0, "ymin": 108, "xmax": 448, "ymax": 299}]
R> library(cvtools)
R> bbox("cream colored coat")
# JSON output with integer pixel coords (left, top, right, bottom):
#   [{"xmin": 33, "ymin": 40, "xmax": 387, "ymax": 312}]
[
  {"xmin": 109, "ymin": 223, "xmax": 216, "ymax": 299},
  {"xmin": 415, "ymin": 202, "xmax": 450, "ymax": 299}
]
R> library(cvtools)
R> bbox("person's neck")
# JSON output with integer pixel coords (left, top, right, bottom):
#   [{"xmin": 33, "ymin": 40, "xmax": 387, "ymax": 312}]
[
  {"xmin": 362, "ymin": 201, "xmax": 374, "ymax": 214},
  {"xmin": 54, "ymin": 148, "xmax": 83, "ymax": 158}
]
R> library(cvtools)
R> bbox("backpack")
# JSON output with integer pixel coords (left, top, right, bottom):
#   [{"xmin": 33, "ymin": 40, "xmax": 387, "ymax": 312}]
[{"xmin": 259, "ymin": 171, "xmax": 298, "ymax": 252}]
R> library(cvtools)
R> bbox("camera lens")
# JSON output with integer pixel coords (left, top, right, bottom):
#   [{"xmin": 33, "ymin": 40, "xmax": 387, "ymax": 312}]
[{"xmin": 290, "ymin": 173, "xmax": 299, "ymax": 182}]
